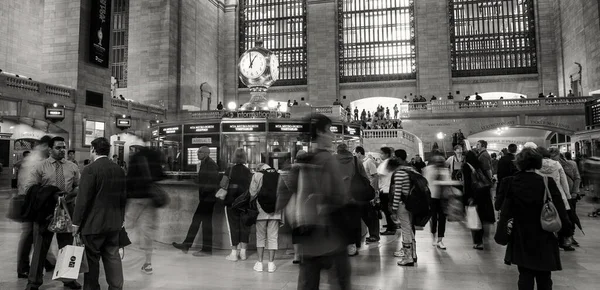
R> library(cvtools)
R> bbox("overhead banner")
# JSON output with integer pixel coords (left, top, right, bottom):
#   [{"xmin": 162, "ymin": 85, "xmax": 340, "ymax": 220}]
[
  {"xmin": 184, "ymin": 123, "xmax": 220, "ymax": 134},
  {"xmin": 89, "ymin": 0, "xmax": 111, "ymax": 68},
  {"xmin": 222, "ymin": 123, "xmax": 266, "ymax": 133},
  {"xmin": 268, "ymin": 122, "xmax": 309, "ymax": 133}
]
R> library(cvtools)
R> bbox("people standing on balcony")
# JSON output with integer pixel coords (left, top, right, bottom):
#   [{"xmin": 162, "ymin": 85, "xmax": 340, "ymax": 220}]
[
  {"xmin": 287, "ymin": 100, "xmax": 292, "ymax": 107},
  {"xmin": 538, "ymin": 93, "xmax": 546, "ymax": 98},
  {"xmin": 354, "ymin": 107, "xmax": 359, "ymax": 121},
  {"xmin": 378, "ymin": 147, "xmax": 398, "ymax": 235},
  {"xmin": 293, "ymin": 100, "xmax": 298, "ymax": 106},
  {"xmin": 413, "ymin": 95, "xmax": 419, "ymax": 102},
  {"xmin": 447, "ymin": 92, "xmax": 454, "ymax": 100},
  {"xmin": 355, "ymin": 146, "xmax": 380, "ymax": 243},
  {"xmin": 367, "ymin": 111, "xmax": 371, "ymax": 121},
  {"xmin": 464, "ymin": 95, "xmax": 471, "ymax": 101},
  {"xmin": 475, "ymin": 93, "xmax": 483, "ymax": 100},
  {"xmin": 361, "ymin": 109, "xmax": 366, "ymax": 121},
  {"xmin": 403, "ymin": 95, "xmax": 408, "ymax": 102},
  {"xmin": 567, "ymin": 90, "xmax": 575, "ymax": 97},
  {"xmin": 385, "ymin": 107, "xmax": 390, "ymax": 119},
  {"xmin": 430, "ymin": 96, "xmax": 437, "ymax": 102},
  {"xmin": 547, "ymin": 92, "xmax": 555, "ymax": 98},
  {"xmin": 393, "ymin": 104, "xmax": 399, "ymax": 119},
  {"xmin": 217, "ymin": 102, "xmax": 223, "ymax": 110}
]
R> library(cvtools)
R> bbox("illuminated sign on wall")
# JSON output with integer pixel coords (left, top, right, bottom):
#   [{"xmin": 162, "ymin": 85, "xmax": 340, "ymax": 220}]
[
  {"xmin": 222, "ymin": 123, "xmax": 266, "ymax": 132},
  {"xmin": 191, "ymin": 137, "xmax": 212, "ymax": 144},
  {"xmin": 268, "ymin": 122, "xmax": 309, "ymax": 133},
  {"xmin": 159, "ymin": 126, "xmax": 182, "ymax": 136},
  {"xmin": 345, "ymin": 126, "xmax": 360, "ymax": 136},
  {"xmin": 45, "ymin": 108, "xmax": 65, "ymax": 120},
  {"xmin": 151, "ymin": 129, "xmax": 159, "ymax": 137},
  {"xmin": 330, "ymin": 125, "xmax": 343, "ymax": 134},
  {"xmin": 184, "ymin": 123, "xmax": 220, "ymax": 134}
]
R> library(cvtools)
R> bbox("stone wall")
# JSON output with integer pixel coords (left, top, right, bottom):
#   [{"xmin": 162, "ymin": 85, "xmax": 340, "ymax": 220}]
[
  {"xmin": 0, "ymin": 0, "xmax": 44, "ymax": 79},
  {"xmin": 556, "ymin": 0, "xmax": 600, "ymax": 96}
]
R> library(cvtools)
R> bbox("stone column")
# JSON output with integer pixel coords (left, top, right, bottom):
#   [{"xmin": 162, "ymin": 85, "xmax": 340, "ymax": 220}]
[
  {"xmin": 415, "ymin": 0, "xmax": 452, "ymax": 99},
  {"xmin": 127, "ymin": 0, "xmax": 180, "ymax": 111},
  {"xmin": 306, "ymin": 0, "xmax": 339, "ymax": 106},
  {"xmin": 222, "ymin": 0, "xmax": 239, "ymax": 106}
]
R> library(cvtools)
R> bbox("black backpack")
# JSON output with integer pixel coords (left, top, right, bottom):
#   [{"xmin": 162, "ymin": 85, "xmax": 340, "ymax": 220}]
[
  {"xmin": 257, "ymin": 168, "xmax": 280, "ymax": 214},
  {"xmin": 402, "ymin": 169, "xmax": 432, "ymax": 216},
  {"xmin": 351, "ymin": 156, "xmax": 376, "ymax": 202}
]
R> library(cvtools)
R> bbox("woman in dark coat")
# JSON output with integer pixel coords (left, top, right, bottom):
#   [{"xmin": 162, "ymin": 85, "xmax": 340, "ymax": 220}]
[
  {"xmin": 498, "ymin": 148, "xmax": 571, "ymax": 290},
  {"xmin": 463, "ymin": 150, "xmax": 495, "ymax": 250},
  {"xmin": 223, "ymin": 148, "xmax": 253, "ymax": 261}
]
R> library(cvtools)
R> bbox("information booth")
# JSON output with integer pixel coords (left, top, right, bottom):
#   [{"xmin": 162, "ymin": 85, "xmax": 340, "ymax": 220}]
[{"xmin": 183, "ymin": 123, "xmax": 220, "ymax": 172}]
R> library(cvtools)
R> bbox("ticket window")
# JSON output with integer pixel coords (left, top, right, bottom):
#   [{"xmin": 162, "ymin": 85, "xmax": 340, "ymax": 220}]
[
  {"xmin": 158, "ymin": 140, "xmax": 181, "ymax": 172},
  {"xmin": 222, "ymin": 134, "xmax": 267, "ymax": 170}
]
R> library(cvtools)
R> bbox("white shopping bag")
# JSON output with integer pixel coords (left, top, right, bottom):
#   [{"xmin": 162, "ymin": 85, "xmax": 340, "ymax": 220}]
[
  {"xmin": 52, "ymin": 244, "xmax": 84, "ymax": 281},
  {"xmin": 466, "ymin": 205, "xmax": 482, "ymax": 230}
]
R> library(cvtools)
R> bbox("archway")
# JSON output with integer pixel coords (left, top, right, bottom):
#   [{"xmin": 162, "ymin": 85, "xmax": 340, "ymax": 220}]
[{"xmin": 466, "ymin": 126, "xmax": 571, "ymax": 153}]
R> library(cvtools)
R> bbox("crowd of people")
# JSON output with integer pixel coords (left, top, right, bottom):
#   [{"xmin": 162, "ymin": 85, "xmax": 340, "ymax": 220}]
[{"xmin": 9, "ymin": 117, "xmax": 599, "ymax": 290}]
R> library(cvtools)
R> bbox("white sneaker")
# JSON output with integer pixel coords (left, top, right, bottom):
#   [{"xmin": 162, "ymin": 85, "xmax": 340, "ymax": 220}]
[
  {"xmin": 393, "ymin": 249, "xmax": 406, "ymax": 257},
  {"xmin": 347, "ymin": 244, "xmax": 357, "ymax": 256},
  {"xmin": 437, "ymin": 240, "xmax": 447, "ymax": 250},
  {"xmin": 226, "ymin": 253, "xmax": 239, "ymax": 261},
  {"xmin": 239, "ymin": 250, "xmax": 247, "ymax": 260},
  {"xmin": 253, "ymin": 261, "xmax": 263, "ymax": 272},
  {"xmin": 267, "ymin": 262, "xmax": 276, "ymax": 273},
  {"xmin": 141, "ymin": 263, "xmax": 153, "ymax": 275}
]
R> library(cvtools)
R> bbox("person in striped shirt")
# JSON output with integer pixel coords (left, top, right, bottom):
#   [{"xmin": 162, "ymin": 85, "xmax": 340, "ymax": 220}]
[{"xmin": 390, "ymin": 149, "xmax": 418, "ymax": 266}]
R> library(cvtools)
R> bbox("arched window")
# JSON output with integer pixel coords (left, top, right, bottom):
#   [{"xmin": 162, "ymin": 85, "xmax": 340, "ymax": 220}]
[
  {"xmin": 338, "ymin": 0, "xmax": 416, "ymax": 83},
  {"xmin": 449, "ymin": 0, "xmax": 537, "ymax": 77},
  {"xmin": 239, "ymin": 0, "xmax": 307, "ymax": 86}
]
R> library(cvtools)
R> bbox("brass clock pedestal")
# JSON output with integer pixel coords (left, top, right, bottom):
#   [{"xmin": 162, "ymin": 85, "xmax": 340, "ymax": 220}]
[{"xmin": 241, "ymin": 87, "xmax": 268, "ymax": 110}]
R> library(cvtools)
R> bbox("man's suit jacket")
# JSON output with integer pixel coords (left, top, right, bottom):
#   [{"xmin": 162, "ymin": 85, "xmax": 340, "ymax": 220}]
[
  {"xmin": 73, "ymin": 157, "xmax": 127, "ymax": 235},
  {"xmin": 197, "ymin": 157, "xmax": 220, "ymax": 202},
  {"xmin": 497, "ymin": 154, "xmax": 518, "ymax": 184}
]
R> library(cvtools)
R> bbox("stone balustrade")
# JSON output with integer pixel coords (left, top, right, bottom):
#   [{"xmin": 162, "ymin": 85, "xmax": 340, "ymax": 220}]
[
  {"xmin": 110, "ymin": 98, "xmax": 167, "ymax": 116},
  {"xmin": 362, "ymin": 129, "xmax": 416, "ymax": 142},
  {"xmin": 1, "ymin": 74, "xmax": 74, "ymax": 100}
]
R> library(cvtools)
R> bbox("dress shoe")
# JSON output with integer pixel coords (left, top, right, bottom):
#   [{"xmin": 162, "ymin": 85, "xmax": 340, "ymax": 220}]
[
  {"xmin": 380, "ymin": 230, "xmax": 396, "ymax": 236},
  {"xmin": 172, "ymin": 242, "xmax": 190, "ymax": 254},
  {"xmin": 63, "ymin": 281, "xmax": 82, "ymax": 289},
  {"xmin": 571, "ymin": 238, "xmax": 580, "ymax": 247},
  {"xmin": 18, "ymin": 272, "xmax": 28, "ymax": 279},
  {"xmin": 366, "ymin": 236, "xmax": 380, "ymax": 243}
]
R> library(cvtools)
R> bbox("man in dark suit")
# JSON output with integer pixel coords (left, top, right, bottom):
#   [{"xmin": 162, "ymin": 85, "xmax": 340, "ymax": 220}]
[
  {"xmin": 72, "ymin": 137, "xmax": 126, "ymax": 290},
  {"xmin": 497, "ymin": 143, "xmax": 519, "ymax": 184},
  {"xmin": 172, "ymin": 146, "xmax": 220, "ymax": 256}
]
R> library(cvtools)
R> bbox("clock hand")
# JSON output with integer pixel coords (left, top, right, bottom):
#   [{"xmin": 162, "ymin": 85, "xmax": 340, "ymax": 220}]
[{"xmin": 249, "ymin": 54, "xmax": 257, "ymax": 68}]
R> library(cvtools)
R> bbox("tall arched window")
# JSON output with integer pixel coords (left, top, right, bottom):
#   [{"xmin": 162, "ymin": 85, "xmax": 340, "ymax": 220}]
[
  {"xmin": 239, "ymin": 0, "xmax": 307, "ymax": 86},
  {"xmin": 111, "ymin": 0, "xmax": 129, "ymax": 88},
  {"xmin": 338, "ymin": 0, "xmax": 416, "ymax": 83},
  {"xmin": 449, "ymin": 0, "xmax": 537, "ymax": 77}
]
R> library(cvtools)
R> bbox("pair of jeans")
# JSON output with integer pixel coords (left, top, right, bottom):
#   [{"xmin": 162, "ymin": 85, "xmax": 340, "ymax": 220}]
[
  {"xmin": 430, "ymin": 198, "xmax": 447, "ymax": 238},
  {"xmin": 82, "ymin": 231, "xmax": 124, "ymax": 290},
  {"xmin": 26, "ymin": 223, "xmax": 74, "ymax": 289},
  {"xmin": 17, "ymin": 222, "xmax": 56, "ymax": 274},
  {"xmin": 361, "ymin": 203, "xmax": 380, "ymax": 239},
  {"xmin": 517, "ymin": 266, "xmax": 552, "ymax": 290},
  {"xmin": 297, "ymin": 251, "xmax": 351, "ymax": 290},
  {"xmin": 182, "ymin": 200, "xmax": 215, "ymax": 252},
  {"xmin": 379, "ymin": 192, "xmax": 396, "ymax": 231}
]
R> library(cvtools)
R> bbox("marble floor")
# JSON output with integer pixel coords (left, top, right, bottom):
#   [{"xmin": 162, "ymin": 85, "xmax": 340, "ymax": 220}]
[{"xmin": 1, "ymin": 189, "xmax": 600, "ymax": 290}]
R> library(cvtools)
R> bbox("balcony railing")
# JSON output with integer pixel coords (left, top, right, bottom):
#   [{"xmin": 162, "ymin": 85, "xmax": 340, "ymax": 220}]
[
  {"xmin": 1, "ymin": 74, "xmax": 75, "ymax": 100},
  {"xmin": 398, "ymin": 97, "xmax": 592, "ymax": 117},
  {"xmin": 110, "ymin": 98, "xmax": 166, "ymax": 116},
  {"xmin": 362, "ymin": 129, "xmax": 415, "ymax": 142}
]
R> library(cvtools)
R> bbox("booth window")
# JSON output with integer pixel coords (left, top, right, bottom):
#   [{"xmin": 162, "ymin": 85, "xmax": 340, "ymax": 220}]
[
  {"xmin": 187, "ymin": 147, "xmax": 218, "ymax": 166},
  {"xmin": 84, "ymin": 121, "xmax": 105, "ymax": 146},
  {"xmin": 111, "ymin": 0, "xmax": 129, "ymax": 88},
  {"xmin": 239, "ymin": 0, "xmax": 307, "ymax": 86},
  {"xmin": 449, "ymin": 0, "xmax": 537, "ymax": 77},
  {"xmin": 338, "ymin": 0, "xmax": 416, "ymax": 83}
]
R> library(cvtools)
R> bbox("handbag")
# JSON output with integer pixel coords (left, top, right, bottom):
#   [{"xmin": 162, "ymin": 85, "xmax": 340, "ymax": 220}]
[
  {"xmin": 232, "ymin": 190, "xmax": 251, "ymax": 211},
  {"xmin": 215, "ymin": 167, "xmax": 232, "ymax": 200},
  {"xmin": 494, "ymin": 178, "xmax": 513, "ymax": 246},
  {"xmin": 48, "ymin": 196, "xmax": 74, "ymax": 233},
  {"xmin": 351, "ymin": 156, "xmax": 376, "ymax": 202},
  {"xmin": 241, "ymin": 200, "xmax": 259, "ymax": 227},
  {"xmin": 7, "ymin": 194, "xmax": 27, "ymax": 222},
  {"xmin": 52, "ymin": 239, "xmax": 84, "ymax": 281},
  {"xmin": 541, "ymin": 176, "xmax": 562, "ymax": 233},
  {"xmin": 468, "ymin": 164, "xmax": 491, "ymax": 191},
  {"xmin": 466, "ymin": 205, "xmax": 482, "ymax": 230},
  {"xmin": 150, "ymin": 184, "xmax": 170, "ymax": 208}
]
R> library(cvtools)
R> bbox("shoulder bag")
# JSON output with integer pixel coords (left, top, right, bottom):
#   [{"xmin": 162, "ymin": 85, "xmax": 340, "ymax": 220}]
[
  {"xmin": 351, "ymin": 156, "xmax": 376, "ymax": 202},
  {"xmin": 215, "ymin": 167, "xmax": 233, "ymax": 200},
  {"xmin": 541, "ymin": 176, "xmax": 562, "ymax": 233}
]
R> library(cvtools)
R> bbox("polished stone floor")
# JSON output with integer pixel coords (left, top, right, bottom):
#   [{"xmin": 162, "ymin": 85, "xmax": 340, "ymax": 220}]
[{"xmin": 1, "ymin": 188, "xmax": 600, "ymax": 290}]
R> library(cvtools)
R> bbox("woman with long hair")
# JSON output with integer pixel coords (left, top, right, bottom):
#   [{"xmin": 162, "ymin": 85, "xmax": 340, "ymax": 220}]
[
  {"xmin": 498, "ymin": 148, "xmax": 571, "ymax": 290},
  {"xmin": 223, "ymin": 148, "xmax": 253, "ymax": 261},
  {"xmin": 463, "ymin": 150, "xmax": 495, "ymax": 250}
]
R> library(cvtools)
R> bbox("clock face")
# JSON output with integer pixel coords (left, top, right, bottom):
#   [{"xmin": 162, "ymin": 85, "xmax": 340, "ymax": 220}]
[
  {"xmin": 239, "ymin": 52, "xmax": 267, "ymax": 79},
  {"xmin": 270, "ymin": 55, "xmax": 279, "ymax": 82}
]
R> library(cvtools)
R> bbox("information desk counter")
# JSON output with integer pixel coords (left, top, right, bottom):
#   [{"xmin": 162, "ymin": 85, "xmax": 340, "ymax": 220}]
[{"xmin": 146, "ymin": 173, "xmax": 293, "ymax": 250}]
